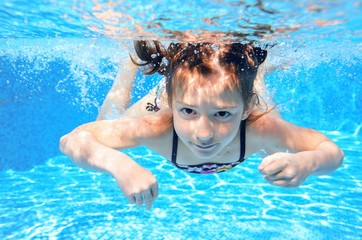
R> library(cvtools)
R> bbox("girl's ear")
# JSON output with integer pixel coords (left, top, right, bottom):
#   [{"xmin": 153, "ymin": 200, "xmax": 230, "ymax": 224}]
[{"xmin": 241, "ymin": 94, "xmax": 256, "ymax": 120}]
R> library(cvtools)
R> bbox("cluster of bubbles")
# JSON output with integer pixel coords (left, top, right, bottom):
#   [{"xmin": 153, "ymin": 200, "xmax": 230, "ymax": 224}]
[
  {"xmin": 1, "ymin": 37, "xmax": 360, "ymax": 133},
  {"xmin": 0, "ymin": 38, "xmax": 130, "ymax": 112}
]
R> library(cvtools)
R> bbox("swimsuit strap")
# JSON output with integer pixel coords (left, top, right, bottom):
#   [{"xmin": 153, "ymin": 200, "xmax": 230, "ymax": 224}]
[
  {"xmin": 171, "ymin": 127, "xmax": 179, "ymax": 165},
  {"xmin": 238, "ymin": 119, "xmax": 246, "ymax": 162},
  {"xmin": 171, "ymin": 120, "xmax": 246, "ymax": 165}
]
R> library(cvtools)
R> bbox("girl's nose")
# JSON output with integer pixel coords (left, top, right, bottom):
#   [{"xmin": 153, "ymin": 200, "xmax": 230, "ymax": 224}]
[
  {"xmin": 195, "ymin": 116, "xmax": 214, "ymax": 143},
  {"xmin": 196, "ymin": 134, "xmax": 214, "ymax": 144}
]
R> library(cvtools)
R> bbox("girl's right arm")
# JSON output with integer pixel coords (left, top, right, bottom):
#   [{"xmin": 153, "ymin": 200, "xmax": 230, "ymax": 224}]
[
  {"xmin": 59, "ymin": 109, "xmax": 172, "ymax": 210},
  {"xmin": 60, "ymin": 129, "xmax": 158, "ymax": 210}
]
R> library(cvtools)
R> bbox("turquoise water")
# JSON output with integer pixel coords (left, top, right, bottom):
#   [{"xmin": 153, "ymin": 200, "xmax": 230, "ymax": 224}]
[
  {"xmin": 1, "ymin": 138, "xmax": 361, "ymax": 239},
  {"xmin": 1, "ymin": 0, "xmax": 361, "ymax": 239}
]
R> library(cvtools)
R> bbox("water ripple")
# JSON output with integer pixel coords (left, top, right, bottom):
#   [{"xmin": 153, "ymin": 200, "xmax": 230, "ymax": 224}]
[
  {"xmin": 3, "ymin": 143, "xmax": 359, "ymax": 238},
  {"xmin": 0, "ymin": 0, "xmax": 360, "ymax": 42}
]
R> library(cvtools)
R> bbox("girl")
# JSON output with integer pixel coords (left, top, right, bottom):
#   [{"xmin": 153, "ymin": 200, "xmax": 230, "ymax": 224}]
[{"xmin": 60, "ymin": 41, "xmax": 344, "ymax": 211}]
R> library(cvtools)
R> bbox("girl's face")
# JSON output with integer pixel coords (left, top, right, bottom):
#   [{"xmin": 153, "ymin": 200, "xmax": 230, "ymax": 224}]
[{"xmin": 171, "ymin": 73, "xmax": 251, "ymax": 159}]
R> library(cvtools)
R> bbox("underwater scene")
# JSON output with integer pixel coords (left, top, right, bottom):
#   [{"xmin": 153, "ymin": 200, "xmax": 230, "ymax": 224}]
[{"xmin": 0, "ymin": 0, "xmax": 361, "ymax": 239}]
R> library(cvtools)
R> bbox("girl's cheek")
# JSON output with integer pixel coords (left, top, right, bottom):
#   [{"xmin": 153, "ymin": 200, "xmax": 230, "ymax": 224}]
[
  {"xmin": 215, "ymin": 122, "xmax": 233, "ymax": 134},
  {"xmin": 174, "ymin": 118, "xmax": 192, "ymax": 134},
  {"xmin": 180, "ymin": 121, "xmax": 194, "ymax": 133}
]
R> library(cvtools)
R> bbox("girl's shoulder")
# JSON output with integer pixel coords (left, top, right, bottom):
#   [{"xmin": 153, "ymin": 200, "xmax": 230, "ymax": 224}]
[
  {"xmin": 245, "ymin": 111, "xmax": 288, "ymax": 154},
  {"xmin": 246, "ymin": 110, "xmax": 308, "ymax": 155},
  {"xmin": 135, "ymin": 108, "xmax": 174, "ymax": 153},
  {"xmin": 246, "ymin": 110, "xmax": 277, "ymax": 134},
  {"xmin": 248, "ymin": 111, "xmax": 299, "ymax": 139}
]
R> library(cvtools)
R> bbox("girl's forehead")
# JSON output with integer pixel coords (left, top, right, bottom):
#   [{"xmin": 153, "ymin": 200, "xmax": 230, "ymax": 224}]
[
  {"xmin": 176, "ymin": 70, "xmax": 239, "ymax": 92},
  {"xmin": 173, "ymin": 74, "xmax": 243, "ymax": 106}
]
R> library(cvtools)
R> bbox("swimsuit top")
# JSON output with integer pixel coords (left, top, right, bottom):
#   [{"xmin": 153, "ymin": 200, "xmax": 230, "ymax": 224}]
[{"xmin": 170, "ymin": 120, "xmax": 246, "ymax": 174}]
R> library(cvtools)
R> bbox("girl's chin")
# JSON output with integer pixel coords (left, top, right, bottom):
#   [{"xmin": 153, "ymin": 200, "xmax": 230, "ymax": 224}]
[{"xmin": 190, "ymin": 143, "xmax": 220, "ymax": 159}]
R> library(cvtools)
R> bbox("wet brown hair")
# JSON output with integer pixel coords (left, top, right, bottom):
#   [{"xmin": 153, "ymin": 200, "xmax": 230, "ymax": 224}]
[{"xmin": 131, "ymin": 40, "xmax": 267, "ymax": 109}]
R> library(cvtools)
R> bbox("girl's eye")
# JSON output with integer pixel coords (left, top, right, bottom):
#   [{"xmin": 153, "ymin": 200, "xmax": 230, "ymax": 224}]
[
  {"xmin": 215, "ymin": 111, "xmax": 231, "ymax": 118},
  {"xmin": 181, "ymin": 108, "xmax": 196, "ymax": 115}
]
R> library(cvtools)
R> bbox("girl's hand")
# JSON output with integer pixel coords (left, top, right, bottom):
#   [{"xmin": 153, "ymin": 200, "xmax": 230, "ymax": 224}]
[
  {"xmin": 258, "ymin": 152, "xmax": 311, "ymax": 188},
  {"xmin": 112, "ymin": 161, "xmax": 159, "ymax": 211}
]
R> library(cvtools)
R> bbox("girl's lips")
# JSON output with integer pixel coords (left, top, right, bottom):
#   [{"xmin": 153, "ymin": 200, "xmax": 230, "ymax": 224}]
[{"xmin": 193, "ymin": 143, "xmax": 217, "ymax": 151}]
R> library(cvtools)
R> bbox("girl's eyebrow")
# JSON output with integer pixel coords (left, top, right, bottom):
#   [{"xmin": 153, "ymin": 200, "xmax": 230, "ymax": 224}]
[{"xmin": 175, "ymin": 100, "xmax": 239, "ymax": 109}]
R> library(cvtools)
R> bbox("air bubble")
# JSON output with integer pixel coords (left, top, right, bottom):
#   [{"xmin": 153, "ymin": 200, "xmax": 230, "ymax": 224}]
[
  {"xmin": 151, "ymin": 54, "xmax": 157, "ymax": 58},
  {"xmin": 162, "ymin": 57, "xmax": 169, "ymax": 65},
  {"xmin": 211, "ymin": 43, "xmax": 219, "ymax": 51}
]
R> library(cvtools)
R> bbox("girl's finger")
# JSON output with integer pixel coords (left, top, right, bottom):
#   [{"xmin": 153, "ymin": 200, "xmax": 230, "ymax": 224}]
[
  {"xmin": 135, "ymin": 193, "xmax": 143, "ymax": 208},
  {"xmin": 264, "ymin": 176, "xmax": 288, "ymax": 187},
  {"xmin": 143, "ymin": 190, "xmax": 154, "ymax": 211},
  {"xmin": 260, "ymin": 159, "xmax": 287, "ymax": 176},
  {"xmin": 126, "ymin": 195, "xmax": 136, "ymax": 204},
  {"xmin": 150, "ymin": 183, "xmax": 159, "ymax": 200},
  {"xmin": 268, "ymin": 171, "xmax": 293, "ymax": 181}
]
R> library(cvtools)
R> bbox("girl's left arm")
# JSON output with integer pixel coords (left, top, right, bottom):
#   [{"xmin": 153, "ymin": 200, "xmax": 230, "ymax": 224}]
[{"xmin": 256, "ymin": 116, "xmax": 344, "ymax": 188}]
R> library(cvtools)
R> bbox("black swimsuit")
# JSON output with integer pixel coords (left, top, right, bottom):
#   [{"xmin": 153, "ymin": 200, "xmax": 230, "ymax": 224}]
[{"xmin": 170, "ymin": 120, "xmax": 246, "ymax": 174}]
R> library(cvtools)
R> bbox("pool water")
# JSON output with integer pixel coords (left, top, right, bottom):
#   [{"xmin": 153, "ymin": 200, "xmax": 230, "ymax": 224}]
[
  {"xmin": 1, "ymin": 0, "xmax": 361, "ymax": 239},
  {"xmin": 1, "ymin": 137, "xmax": 361, "ymax": 239}
]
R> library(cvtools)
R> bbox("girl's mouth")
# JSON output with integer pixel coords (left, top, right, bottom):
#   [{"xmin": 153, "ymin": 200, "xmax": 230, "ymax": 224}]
[{"xmin": 193, "ymin": 143, "xmax": 217, "ymax": 151}]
